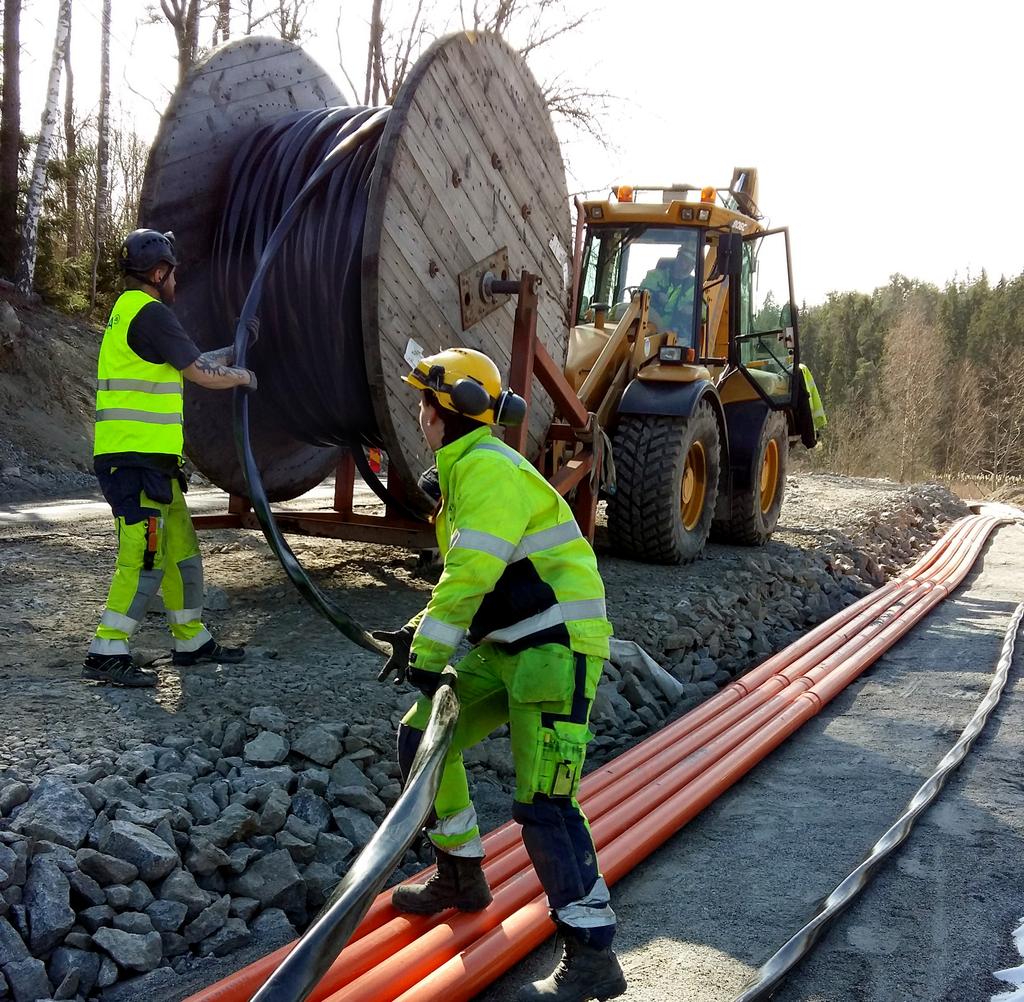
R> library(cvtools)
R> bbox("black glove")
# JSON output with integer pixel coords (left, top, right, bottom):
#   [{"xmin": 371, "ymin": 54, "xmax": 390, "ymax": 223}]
[{"xmin": 372, "ymin": 626, "xmax": 414, "ymax": 686}]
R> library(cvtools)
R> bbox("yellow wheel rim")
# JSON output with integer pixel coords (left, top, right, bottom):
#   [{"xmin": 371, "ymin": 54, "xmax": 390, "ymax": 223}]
[
  {"xmin": 680, "ymin": 441, "xmax": 707, "ymax": 531},
  {"xmin": 759, "ymin": 438, "xmax": 780, "ymax": 514}
]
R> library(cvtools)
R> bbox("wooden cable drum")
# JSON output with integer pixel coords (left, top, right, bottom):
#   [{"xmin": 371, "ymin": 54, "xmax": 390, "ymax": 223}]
[{"xmin": 140, "ymin": 32, "xmax": 570, "ymax": 503}]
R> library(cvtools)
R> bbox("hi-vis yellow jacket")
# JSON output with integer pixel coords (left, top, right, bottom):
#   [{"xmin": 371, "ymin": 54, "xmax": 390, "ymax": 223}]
[
  {"xmin": 94, "ymin": 290, "xmax": 184, "ymax": 457},
  {"xmin": 409, "ymin": 427, "xmax": 613, "ymax": 674}
]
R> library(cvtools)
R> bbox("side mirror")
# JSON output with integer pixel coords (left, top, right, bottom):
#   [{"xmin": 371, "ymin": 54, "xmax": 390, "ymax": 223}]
[{"xmin": 713, "ymin": 232, "xmax": 743, "ymax": 279}]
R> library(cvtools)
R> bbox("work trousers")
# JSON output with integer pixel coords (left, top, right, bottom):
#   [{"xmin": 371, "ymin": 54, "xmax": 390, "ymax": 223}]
[
  {"xmin": 90, "ymin": 478, "xmax": 211, "ymax": 657},
  {"xmin": 400, "ymin": 642, "xmax": 616, "ymax": 946}
]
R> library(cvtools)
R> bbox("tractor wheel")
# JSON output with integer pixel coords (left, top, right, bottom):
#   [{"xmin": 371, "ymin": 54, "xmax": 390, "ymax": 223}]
[
  {"xmin": 714, "ymin": 410, "xmax": 788, "ymax": 545},
  {"xmin": 608, "ymin": 404, "xmax": 721, "ymax": 564}
]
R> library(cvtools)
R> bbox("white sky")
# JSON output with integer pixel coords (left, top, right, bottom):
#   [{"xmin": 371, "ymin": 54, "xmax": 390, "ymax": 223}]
[{"xmin": 16, "ymin": 0, "xmax": 1024, "ymax": 303}]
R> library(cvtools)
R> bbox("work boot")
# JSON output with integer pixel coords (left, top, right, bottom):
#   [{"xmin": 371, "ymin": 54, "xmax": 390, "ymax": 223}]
[
  {"xmin": 82, "ymin": 654, "xmax": 157, "ymax": 688},
  {"xmin": 516, "ymin": 932, "xmax": 627, "ymax": 1001},
  {"xmin": 391, "ymin": 849, "xmax": 492, "ymax": 914},
  {"xmin": 172, "ymin": 638, "xmax": 246, "ymax": 667}
]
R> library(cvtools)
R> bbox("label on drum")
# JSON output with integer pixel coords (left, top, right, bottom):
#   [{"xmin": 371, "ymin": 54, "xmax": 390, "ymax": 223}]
[{"xmin": 404, "ymin": 338, "xmax": 426, "ymax": 370}]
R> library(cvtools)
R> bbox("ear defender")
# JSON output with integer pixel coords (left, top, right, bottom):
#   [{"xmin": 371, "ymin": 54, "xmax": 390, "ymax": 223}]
[
  {"xmin": 449, "ymin": 378, "xmax": 492, "ymax": 417},
  {"xmin": 494, "ymin": 390, "xmax": 527, "ymax": 427}
]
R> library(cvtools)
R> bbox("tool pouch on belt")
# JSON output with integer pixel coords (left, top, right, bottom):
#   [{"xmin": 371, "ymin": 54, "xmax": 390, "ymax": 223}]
[{"xmin": 512, "ymin": 647, "xmax": 594, "ymax": 800}]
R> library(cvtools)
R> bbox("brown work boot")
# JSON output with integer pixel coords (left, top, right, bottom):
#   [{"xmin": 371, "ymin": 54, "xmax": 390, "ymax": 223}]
[
  {"xmin": 391, "ymin": 849, "xmax": 492, "ymax": 915},
  {"xmin": 516, "ymin": 931, "xmax": 627, "ymax": 1001}
]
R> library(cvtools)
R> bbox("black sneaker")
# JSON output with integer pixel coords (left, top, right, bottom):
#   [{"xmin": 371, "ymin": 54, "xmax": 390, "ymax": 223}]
[
  {"xmin": 172, "ymin": 638, "xmax": 246, "ymax": 667},
  {"xmin": 82, "ymin": 654, "xmax": 158, "ymax": 688}
]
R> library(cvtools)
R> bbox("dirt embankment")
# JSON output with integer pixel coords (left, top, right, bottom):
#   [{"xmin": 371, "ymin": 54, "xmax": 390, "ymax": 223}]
[{"xmin": 0, "ymin": 296, "xmax": 99, "ymax": 500}]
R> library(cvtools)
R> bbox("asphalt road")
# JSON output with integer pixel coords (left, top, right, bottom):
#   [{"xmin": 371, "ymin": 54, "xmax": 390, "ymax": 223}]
[{"xmin": 479, "ymin": 519, "xmax": 1024, "ymax": 1002}]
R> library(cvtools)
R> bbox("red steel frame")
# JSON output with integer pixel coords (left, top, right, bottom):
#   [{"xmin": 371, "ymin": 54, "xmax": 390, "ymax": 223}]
[{"xmin": 192, "ymin": 271, "xmax": 599, "ymax": 545}]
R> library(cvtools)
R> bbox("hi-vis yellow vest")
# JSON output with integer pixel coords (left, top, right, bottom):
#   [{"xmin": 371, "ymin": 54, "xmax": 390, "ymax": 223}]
[{"xmin": 94, "ymin": 290, "xmax": 184, "ymax": 457}]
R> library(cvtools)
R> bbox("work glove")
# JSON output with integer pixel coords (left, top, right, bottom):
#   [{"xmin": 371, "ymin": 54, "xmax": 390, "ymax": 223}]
[{"xmin": 372, "ymin": 626, "xmax": 414, "ymax": 686}]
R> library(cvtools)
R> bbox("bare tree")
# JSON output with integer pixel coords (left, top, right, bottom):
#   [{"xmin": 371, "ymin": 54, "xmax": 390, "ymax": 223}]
[
  {"xmin": 63, "ymin": 6, "xmax": 78, "ymax": 258},
  {"xmin": 267, "ymin": 0, "xmax": 313, "ymax": 43},
  {"xmin": 0, "ymin": 0, "xmax": 22, "ymax": 277},
  {"xmin": 16, "ymin": 0, "xmax": 72, "ymax": 295},
  {"xmin": 880, "ymin": 303, "xmax": 947, "ymax": 481},
  {"xmin": 212, "ymin": 0, "xmax": 230, "ymax": 45},
  {"xmin": 91, "ymin": 0, "xmax": 112, "ymax": 308},
  {"xmin": 156, "ymin": 0, "xmax": 202, "ymax": 85}
]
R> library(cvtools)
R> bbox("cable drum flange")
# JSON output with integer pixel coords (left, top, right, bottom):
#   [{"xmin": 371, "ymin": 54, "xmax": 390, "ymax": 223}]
[{"xmin": 140, "ymin": 37, "xmax": 345, "ymax": 500}]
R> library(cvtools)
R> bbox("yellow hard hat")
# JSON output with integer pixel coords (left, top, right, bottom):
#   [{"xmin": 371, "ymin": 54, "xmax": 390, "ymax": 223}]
[{"xmin": 403, "ymin": 347, "xmax": 525, "ymax": 427}]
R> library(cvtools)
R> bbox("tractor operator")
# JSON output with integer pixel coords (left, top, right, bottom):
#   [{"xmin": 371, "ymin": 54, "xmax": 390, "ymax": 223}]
[
  {"xmin": 374, "ymin": 347, "xmax": 627, "ymax": 1002},
  {"xmin": 83, "ymin": 229, "xmax": 257, "ymax": 688},
  {"xmin": 642, "ymin": 240, "xmax": 697, "ymax": 333}
]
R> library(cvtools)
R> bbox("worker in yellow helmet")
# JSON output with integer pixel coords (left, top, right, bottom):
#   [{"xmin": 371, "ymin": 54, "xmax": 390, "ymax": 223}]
[
  {"xmin": 373, "ymin": 347, "xmax": 626, "ymax": 1002},
  {"xmin": 84, "ymin": 229, "xmax": 257, "ymax": 687}
]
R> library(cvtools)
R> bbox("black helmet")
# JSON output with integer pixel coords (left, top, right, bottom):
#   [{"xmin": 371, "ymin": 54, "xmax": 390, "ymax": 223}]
[{"xmin": 119, "ymin": 229, "xmax": 178, "ymax": 274}]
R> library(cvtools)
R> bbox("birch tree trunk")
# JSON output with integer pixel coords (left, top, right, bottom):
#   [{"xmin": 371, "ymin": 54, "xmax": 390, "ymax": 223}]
[
  {"xmin": 90, "ymin": 0, "xmax": 112, "ymax": 308},
  {"xmin": 15, "ymin": 0, "xmax": 72, "ymax": 295},
  {"xmin": 0, "ymin": 0, "xmax": 23, "ymax": 278},
  {"xmin": 63, "ymin": 7, "xmax": 78, "ymax": 259}
]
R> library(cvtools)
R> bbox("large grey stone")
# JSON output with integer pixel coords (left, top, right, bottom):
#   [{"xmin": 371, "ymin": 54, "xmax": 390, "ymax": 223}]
[
  {"xmin": 157, "ymin": 869, "xmax": 211, "ymax": 920},
  {"xmin": 275, "ymin": 831, "xmax": 316, "ymax": 864},
  {"xmin": 250, "ymin": 907, "xmax": 295, "ymax": 944},
  {"xmin": 183, "ymin": 894, "xmax": 230, "ymax": 945},
  {"xmin": 23, "ymin": 857, "xmax": 74, "ymax": 954},
  {"xmin": 243, "ymin": 732, "xmax": 290, "ymax": 766},
  {"xmin": 248, "ymin": 706, "xmax": 288, "ymax": 731},
  {"xmin": 292, "ymin": 726, "xmax": 342, "ymax": 767},
  {"xmin": 331, "ymin": 807, "xmax": 377, "ymax": 848},
  {"xmin": 0, "ymin": 914, "xmax": 29, "ymax": 961},
  {"xmin": 258, "ymin": 789, "xmax": 291, "ymax": 835},
  {"xmin": 199, "ymin": 916, "xmax": 251, "ymax": 957},
  {"xmin": 77, "ymin": 904, "xmax": 114, "ymax": 933},
  {"xmin": 2, "ymin": 958, "xmax": 51, "ymax": 1002},
  {"xmin": 74, "ymin": 848, "xmax": 139, "ymax": 887},
  {"xmin": 93, "ymin": 775, "xmax": 144, "ymax": 809},
  {"xmin": 229, "ymin": 849, "xmax": 304, "ymax": 914},
  {"xmin": 0, "ymin": 782, "xmax": 30, "ymax": 817},
  {"xmin": 112, "ymin": 910, "xmax": 154, "ymax": 934},
  {"xmin": 11, "ymin": 779, "xmax": 95, "ymax": 849},
  {"xmin": 220, "ymin": 721, "xmax": 248, "ymax": 758},
  {"xmin": 145, "ymin": 898, "xmax": 187, "ymax": 933},
  {"xmin": 47, "ymin": 947, "xmax": 101, "ymax": 998},
  {"xmin": 185, "ymin": 837, "xmax": 231, "ymax": 876},
  {"xmin": 334, "ymin": 786, "xmax": 386, "ymax": 815},
  {"xmin": 99, "ymin": 965, "xmax": 179, "ymax": 1001},
  {"xmin": 315, "ymin": 832, "xmax": 354, "ymax": 868},
  {"xmin": 191, "ymin": 802, "xmax": 259, "ymax": 848},
  {"xmin": 67, "ymin": 869, "xmax": 105, "ymax": 907},
  {"xmin": 99, "ymin": 821, "xmax": 179, "ymax": 881},
  {"xmin": 328, "ymin": 759, "xmax": 374, "ymax": 794},
  {"xmin": 92, "ymin": 927, "xmax": 163, "ymax": 973},
  {"xmin": 290, "ymin": 791, "xmax": 332, "ymax": 832},
  {"xmin": 187, "ymin": 791, "xmax": 220, "ymax": 825}
]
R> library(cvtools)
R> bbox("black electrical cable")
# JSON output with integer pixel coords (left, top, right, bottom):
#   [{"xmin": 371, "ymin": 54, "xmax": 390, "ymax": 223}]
[
  {"xmin": 732, "ymin": 601, "xmax": 1024, "ymax": 1002},
  {"xmin": 251, "ymin": 669, "xmax": 460, "ymax": 1002},
  {"xmin": 216, "ymin": 107, "xmax": 390, "ymax": 653}
]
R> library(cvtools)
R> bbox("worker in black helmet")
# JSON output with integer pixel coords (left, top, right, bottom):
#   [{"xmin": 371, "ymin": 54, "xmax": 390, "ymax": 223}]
[{"xmin": 84, "ymin": 228, "xmax": 258, "ymax": 687}]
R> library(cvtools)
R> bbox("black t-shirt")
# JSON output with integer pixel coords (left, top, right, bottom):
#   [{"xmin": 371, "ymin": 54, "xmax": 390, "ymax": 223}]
[{"xmin": 126, "ymin": 300, "xmax": 201, "ymax": 371}]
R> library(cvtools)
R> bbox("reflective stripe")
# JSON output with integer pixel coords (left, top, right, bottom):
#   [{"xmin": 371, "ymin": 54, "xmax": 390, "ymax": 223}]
[
  {"xmin": 88, "ymin": 637, "xmax": 130, "ymax": 656},
  {"xmin": 97, "ymin": 378, "xmax": 182, "ymax": 394},
  {"xmin": 450, "ymin": 528, "xmax": 516, "ymax": 562},
  {"xmin": 510, "ymin": 521, "xmax": 583, "ymax": 562},
  {"xmin": 473, "ymin": 440, "xmax": 522, "ymax": 463},
  {"xmin": 100, "ymin": 609, "xmax": 139, "ymax": 634},
  {"xmin": 96, "ymin": 408, "xmax": 183, "ymax": 425},
  {"xmin": 172, "ymin": 626, "xmax": 213, "ymax": 653},
  {"xmin": 166, "ymin": 607, "xmax": 203, "ymax": 626},
  {"xmin": 483, "ymin": 598, "xmax": 607, "ymax": 644},
  {"xmin": 417, "ymin": 615, "xmax": 466, "ymax": 649},
  {"xmin": 556, "ymin": 876, "xmax": 616, "ymax": 929},
  {"xmin": 428, "ymin": 806, "xmax": 484, "ymax": 857}
]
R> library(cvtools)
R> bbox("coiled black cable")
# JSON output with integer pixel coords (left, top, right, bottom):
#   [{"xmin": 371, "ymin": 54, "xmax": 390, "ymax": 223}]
[{"xmin": 733, "ymin": 601, "xmax": 1024, "ymax": 1001}]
